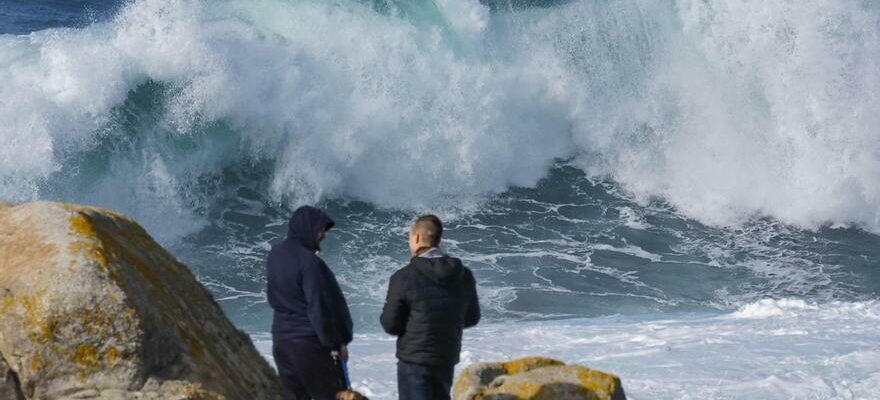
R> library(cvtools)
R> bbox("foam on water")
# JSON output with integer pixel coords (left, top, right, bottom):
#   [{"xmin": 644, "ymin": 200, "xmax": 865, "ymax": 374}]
[
  {"xmin": 169, "ymin": 168, "xmax": 879, "ymax": 335},
  {"xmin": 249, "ymin": 299, "xmax": 880, "ymax": 399}
]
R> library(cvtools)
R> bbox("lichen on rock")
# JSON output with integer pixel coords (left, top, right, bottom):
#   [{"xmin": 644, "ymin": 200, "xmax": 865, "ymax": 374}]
[
  {"xmin": 453, "ymin": 357, "xmax": 626, "ymax": 400},
  {"xmin": 0, "ymin": 201, "xmax": 282, "ymax": 399}
]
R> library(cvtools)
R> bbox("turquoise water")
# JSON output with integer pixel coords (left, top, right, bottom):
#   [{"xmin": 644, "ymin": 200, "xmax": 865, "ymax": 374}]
[{"xmin": 2, "ymin": 1, "xmax": 880, "ymax": 398}]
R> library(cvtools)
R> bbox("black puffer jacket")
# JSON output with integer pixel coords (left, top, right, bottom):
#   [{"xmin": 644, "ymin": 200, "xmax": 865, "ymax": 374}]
[{"xmin": 380, "ymin": 250, "xmax": 480, "ymax": 366}]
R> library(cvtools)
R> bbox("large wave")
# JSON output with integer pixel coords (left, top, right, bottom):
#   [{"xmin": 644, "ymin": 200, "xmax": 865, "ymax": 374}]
[{"xmin": 2, "ymin": 0, "xmax": 879, "ymax": 239}]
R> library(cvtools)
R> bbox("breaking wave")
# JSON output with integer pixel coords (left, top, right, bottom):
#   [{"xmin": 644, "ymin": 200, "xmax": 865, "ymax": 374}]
[{"xmin": 2, "ymin": 0, "xmax": 880, "ymax": 240}]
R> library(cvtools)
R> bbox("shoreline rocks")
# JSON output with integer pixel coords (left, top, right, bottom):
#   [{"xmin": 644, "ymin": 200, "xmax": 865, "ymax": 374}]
[
  {"xmin": 453, "ymin": 357, "xmax": 626, "ymax": 400},
  {"xmin": 1, "ymin": 353, "xmax": 25, "ymax": 400},
  {"xmin": 0, "ymin": 202, "xmax": 282, "ymax": 399}
]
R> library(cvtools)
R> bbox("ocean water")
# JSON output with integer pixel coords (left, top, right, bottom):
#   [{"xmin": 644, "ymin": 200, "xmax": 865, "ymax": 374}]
[{"xmin": 2, "ymin": 0, "xmax": 879, "ymax": 398}]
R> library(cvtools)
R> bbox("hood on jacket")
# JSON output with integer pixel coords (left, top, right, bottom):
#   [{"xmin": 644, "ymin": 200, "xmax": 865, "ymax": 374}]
[
  {"xmin": 287, "ymin": 205, "xmax": 335, "ymax": 251},
  {"xmin": 411, "ymin": 256, "xmax": 464, "ymax": 286}
]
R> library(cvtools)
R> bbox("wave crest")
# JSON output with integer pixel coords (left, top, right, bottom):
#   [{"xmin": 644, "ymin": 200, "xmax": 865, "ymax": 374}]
[{"xmin": 1, "ymin": 0, "xmax": 879, "ymax": 236}]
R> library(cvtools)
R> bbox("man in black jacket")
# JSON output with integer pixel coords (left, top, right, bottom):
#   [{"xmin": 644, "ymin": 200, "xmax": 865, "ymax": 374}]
[
  {"xmin": 267, "ymin": 206, "xmax": 353, "ymax": 400},
  {"xmin": 380, "ymin": 215, "xmax": 480, "ymax": 400}
]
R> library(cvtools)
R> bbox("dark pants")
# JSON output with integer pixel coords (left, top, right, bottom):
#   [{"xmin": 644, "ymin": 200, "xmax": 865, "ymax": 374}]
[
  {"xmin": 397, "ymin": 360, "xmax": 454, "ymax": 400},
  {"xmin": 273, "ymin": 336, "xmax": 344, "ymax": 400}
]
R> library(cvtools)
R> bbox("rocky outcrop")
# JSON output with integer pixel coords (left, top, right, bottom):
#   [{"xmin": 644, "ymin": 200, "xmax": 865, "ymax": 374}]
[
  {"xmin": 1, "ymin": 353, "xmax": 25, "ymax": 400},
  {"xmin": 0, "ymin": 202, "xmax": 282, "ymax": 399},
  {"xmin": 453, "ymin": 357, "xmax": 626, "ymax": 400}
]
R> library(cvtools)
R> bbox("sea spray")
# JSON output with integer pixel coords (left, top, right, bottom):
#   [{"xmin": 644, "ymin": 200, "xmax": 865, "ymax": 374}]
[{"xmin": 2, "ymin": 0, "xmax": 879, "ymax": 235}]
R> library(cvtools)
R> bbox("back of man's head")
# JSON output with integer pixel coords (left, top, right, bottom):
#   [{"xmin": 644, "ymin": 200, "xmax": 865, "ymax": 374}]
[{"xmin": 412, "ymin": 214, "xmax": 443, "ymax": 247}]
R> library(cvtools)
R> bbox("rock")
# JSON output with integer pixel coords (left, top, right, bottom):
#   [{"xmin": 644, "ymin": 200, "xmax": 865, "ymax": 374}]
[
  {"xmin": 453, "ymin": 357, "xmax": 625, "ymax": 400},
  {"xmin": 1, "ymin": 354, "xmax": 25, "ymax": 400},
  {"xmin": 0, "ymin": 201, "xmax": 282, "ymax": 399},
  {"xmin": 453, "ymin": 357, "xmax": 563, "ymax": 400}
]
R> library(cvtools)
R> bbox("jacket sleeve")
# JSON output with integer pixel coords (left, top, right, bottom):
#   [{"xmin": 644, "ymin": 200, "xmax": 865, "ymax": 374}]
[
  {"xmin": 380, "ymin": 272, "xmax": 408, "ymax": 336},
  {"xmin": 464, "ymin": 269, "xmax": 480, "ymax": 328},
  {"xmin": 303, "ymin": 259, "xmax": 352, "ymax": 349}
]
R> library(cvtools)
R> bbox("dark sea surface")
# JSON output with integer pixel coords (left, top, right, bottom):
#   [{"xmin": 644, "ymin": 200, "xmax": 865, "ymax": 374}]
[{"xmin": 0, "ymin": 0, "xmax": 121, "ymax": 34}]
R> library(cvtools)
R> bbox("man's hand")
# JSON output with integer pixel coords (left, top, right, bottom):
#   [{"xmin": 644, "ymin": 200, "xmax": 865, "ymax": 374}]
[{"xmin": 339, "ymin": 345, "xmax": 349, "ymax": 362}]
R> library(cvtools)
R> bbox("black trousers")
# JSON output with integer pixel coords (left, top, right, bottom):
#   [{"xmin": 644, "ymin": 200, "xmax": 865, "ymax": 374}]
[
  {"xmin": 397, "ymin": 360, "xmax": 454, "ymax": 400},
  {"xmin": 273, "ymin": 336, "xmax": 344, "ymax": 400}
]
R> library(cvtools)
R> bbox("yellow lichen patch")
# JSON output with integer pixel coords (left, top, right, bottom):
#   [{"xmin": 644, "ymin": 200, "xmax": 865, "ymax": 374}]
[
  {"xmin": 483, "ymin": 366, "xmax": 608, "ymax": 400},
  {"xmin": 5, "ymin": 288, "xmax": 135, "ymax": 382},
  {"xmin": 68, "ymin": 212, "xmax": 96, "ymax": 238},
  {"xmin": 17, "ymin": 290, "xmax": 56, "ymax": 345},
  {"xmin": 456, "ymin": 359, "xmax": 625, "ymax": 400},
  {"xmin": 30, "ymin": 353, "xmax": 43, "ymax": 372},
  {"xmin": 480, "ymin": 365, "xmax": 616, "ymax": 400},
  {"xmin": 104, "ymin": 346, "xmax": 121, "ymax": 364},
  {"xmin": 1, "ymin": 295, "xmax": 13, "ymax": 313},
  {"xmin": 35, "ymin": 317, "xmax": 58, "ymax": 344},
  {"xmin": 67, "ymin": 241, "xmax": 108, "ymax": 272},
  {"xmin": 3, "ymin": 291, "xmax": 65, "ymax": 375},
  {"xmin": 502, "ymin": 357, "xmax": 564, "ymax": 375},
  {"xmin": 74, "ymin": 344, "xmax": 100, "ymax": 369},
  {"xmin": 68, "ymin": 213, "xmax": 109, "ymax": 272},
  {"xmin": 576, "ymin": 368, "xmax": 620, "ymax": 396}
]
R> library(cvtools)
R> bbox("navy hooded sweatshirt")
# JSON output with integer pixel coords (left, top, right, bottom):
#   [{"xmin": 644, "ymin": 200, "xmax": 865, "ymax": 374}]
[{"xmin": 266, "ymin": 206, "xmax": 353, "ymax": 349}]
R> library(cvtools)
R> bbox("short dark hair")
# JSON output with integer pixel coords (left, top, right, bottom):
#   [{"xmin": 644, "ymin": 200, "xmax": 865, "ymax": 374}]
[{"xmin": 413, "ymin": 214, "xmax": 443, "ymax": 247}]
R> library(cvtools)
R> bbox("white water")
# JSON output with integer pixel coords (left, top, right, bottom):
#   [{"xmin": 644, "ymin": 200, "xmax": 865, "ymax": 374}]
[
  {"xmin": 2, "ymin": 0, "xmax": 880, "ymax": 238},
  {"xmin": 253, "ymin": 299, "xmax": 880, "ymax": 399}
]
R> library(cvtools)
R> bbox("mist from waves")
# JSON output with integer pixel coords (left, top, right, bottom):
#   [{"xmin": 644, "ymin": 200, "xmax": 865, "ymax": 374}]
[{"xmin": 2, "ymin": 0, "xmax": 880, "ymax": 241}]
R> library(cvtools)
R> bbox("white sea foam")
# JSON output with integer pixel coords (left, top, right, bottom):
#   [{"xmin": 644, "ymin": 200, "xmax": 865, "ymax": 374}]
[
  {"xmin": 591, "ymin": 243, "xmax": 662, "ymax": 263},
  {"xmin": 2, "ymin": 0, "xmax": 879, "ymax": 239},
  {"xmin": 251, "ymin": 299, "xmax": 880, "ymax": 399},
  {"xmin": 730, "ymin": 298, "xmax": 818, "ymax": 318}
]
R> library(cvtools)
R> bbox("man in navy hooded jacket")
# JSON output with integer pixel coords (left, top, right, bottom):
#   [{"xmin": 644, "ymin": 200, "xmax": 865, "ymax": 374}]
[{"xmin": 267, "ymin": 205, "xmax": 353, "ymax": 400}]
